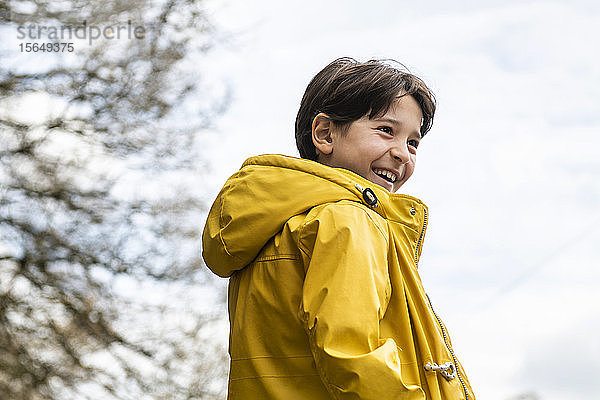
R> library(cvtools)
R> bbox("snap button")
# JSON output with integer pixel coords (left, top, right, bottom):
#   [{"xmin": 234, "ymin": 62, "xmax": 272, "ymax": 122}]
[
  {"xmin": 362, "ymin": 188, "xmax": 378, "ymax": 207},
  {"xmin": 410, "ymin": 207, "xmax": 416, "ymax": 216}
]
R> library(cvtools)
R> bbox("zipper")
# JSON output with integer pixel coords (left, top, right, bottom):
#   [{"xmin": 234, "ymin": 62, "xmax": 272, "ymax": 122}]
[
  {"xmin": 414, "ymin": 207, "xmax": 428, "ymax": 265},
  {"xmin": 414, "ymin": 207, "xmax": 470, "ymax": 399},
  {"xmin": 426, "ymin": 295, "xmax": 470, "ymax": 400}
]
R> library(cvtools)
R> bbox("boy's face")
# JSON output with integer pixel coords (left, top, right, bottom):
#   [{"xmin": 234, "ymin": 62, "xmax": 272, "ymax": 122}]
[{"xmin": 313, "ymin": 94, "xmax": 423, "ymax": 193}]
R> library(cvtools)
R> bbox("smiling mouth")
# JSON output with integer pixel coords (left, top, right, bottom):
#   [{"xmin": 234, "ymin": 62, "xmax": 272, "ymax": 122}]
[{"xmin": 373, "ymin": 168, "xmax": 397, "ymax": 184}]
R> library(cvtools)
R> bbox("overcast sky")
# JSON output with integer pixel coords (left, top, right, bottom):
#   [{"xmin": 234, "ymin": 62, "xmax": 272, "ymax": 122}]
[{"xmin": 201, "ymin": 1, "xmax": 600, "ymax": 399}]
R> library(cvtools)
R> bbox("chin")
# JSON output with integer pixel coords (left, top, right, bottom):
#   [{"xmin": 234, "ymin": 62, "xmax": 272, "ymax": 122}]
[{"xmin": 369, "ymin": 174, "xmax": 394, "ymax": 192}]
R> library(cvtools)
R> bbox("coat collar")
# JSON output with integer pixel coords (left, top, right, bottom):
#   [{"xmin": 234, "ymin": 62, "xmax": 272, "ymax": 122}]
[{"xmin": 242, "ymin": 154, "xmax": 428, "ymax": 234}]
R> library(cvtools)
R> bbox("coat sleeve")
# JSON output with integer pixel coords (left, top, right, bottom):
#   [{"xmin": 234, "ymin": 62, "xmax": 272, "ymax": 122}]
[{"xmin": 298, "ymin": 203, "xmax": 423, "ymax": 399}]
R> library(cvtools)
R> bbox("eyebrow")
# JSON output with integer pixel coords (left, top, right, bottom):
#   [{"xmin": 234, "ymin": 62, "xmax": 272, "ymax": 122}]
[
  {"xmin": 375, "ymin": 117, "xmax": 400, "ymax": 126},
  {"xmin": 374, "ymin": 117, "xmax": 422, "ymax": 139}
]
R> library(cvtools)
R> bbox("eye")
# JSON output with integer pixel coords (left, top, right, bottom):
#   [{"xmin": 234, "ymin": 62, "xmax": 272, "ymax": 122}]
[
  {"xmin": 377, "ymin": 126, "xmax": 393, "ymax": 135},
  {"xmin": 408, "ymin": 139, "xmax": 420, "ymax": 149}
]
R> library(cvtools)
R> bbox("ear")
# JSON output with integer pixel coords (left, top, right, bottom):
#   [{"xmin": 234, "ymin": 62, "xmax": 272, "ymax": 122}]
[{"xmin": 311, "ymin": 113, "xmax": 334, "ymax": 157}]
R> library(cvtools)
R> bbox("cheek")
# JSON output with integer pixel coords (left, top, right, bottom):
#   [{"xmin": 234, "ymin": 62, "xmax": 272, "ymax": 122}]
[
  {"xmin": 407, "ymin": 153, "xmax": 416, "ymax": 172},
  {"xmin": 398, "ymin": 157, "xmax": 416, "ymax": 187},
  {"xmin": 404, "ymin": 163, "xmax": 415, "ymax": 181}
]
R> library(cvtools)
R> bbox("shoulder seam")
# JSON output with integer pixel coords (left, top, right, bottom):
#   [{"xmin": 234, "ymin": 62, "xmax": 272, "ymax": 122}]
[
  {"xmin": 298, "ymin": 201, "xmax": 389, "ymax": 249},
  {"xmin": 338, "ymin": 202, "xmax": 389, "ymax": 244}
]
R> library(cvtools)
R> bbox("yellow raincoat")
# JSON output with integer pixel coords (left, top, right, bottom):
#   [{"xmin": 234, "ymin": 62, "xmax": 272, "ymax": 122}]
[{"xmin": 202, "ymin": 154, "xmax": 475, "ymax": 400}]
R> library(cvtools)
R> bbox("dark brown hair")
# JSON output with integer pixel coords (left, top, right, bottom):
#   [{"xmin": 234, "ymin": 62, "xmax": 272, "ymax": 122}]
[{"xmin": 295, "ymin": 57, "xmax": 436, "ymax": 160}]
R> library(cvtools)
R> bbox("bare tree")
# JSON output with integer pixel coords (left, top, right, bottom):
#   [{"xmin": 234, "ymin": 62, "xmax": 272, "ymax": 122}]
[{"xmin": 0, "ymin": 0, "xmax": 229, "ymax": 399}]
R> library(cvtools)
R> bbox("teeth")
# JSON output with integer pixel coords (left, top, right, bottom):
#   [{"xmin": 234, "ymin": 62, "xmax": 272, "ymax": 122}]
[{"xmin": 374, "ymin": 168, "xmax": 397, "ymax": 183}]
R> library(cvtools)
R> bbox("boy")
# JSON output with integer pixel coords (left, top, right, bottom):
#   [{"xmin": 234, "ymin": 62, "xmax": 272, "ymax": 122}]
[{"xmin": 202, "ymin": 57, "xmax": 475, "ymax": 399}]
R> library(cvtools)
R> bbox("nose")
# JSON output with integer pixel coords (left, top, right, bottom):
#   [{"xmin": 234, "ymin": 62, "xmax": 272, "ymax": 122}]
[{"xmin": 390, "ymin": 143, "xmax": 410, "ymax": 164}]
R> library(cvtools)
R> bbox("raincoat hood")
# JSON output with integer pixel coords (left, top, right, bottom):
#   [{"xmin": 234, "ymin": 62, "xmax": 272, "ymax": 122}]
[{"xmin": 202, "ymin": 154, "xmax": 427, "ymax": 278}]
